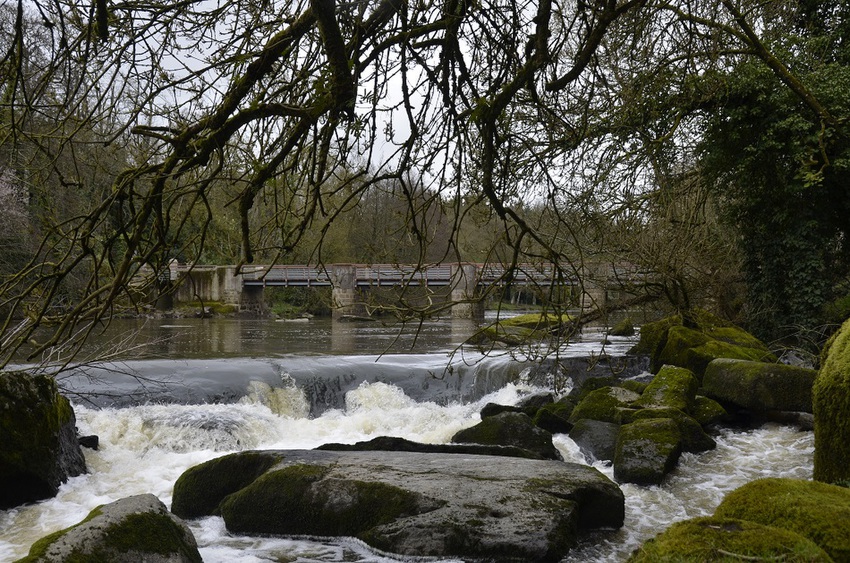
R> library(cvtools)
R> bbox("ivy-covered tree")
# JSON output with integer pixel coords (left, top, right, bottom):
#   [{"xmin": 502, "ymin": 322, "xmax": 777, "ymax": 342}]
[{"xmin": 698, "ymin": 1, "xmax": 850, "ymax": 343}]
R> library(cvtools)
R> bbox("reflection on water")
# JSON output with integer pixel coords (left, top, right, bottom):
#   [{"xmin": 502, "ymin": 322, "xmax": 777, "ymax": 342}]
[
  {"xmin": 51, "ymin": 315, "xmax": 637, "ymax": 361},
  {"xmin": 67, "ymin": 317, "xmax": 482, "ymax": 360}
]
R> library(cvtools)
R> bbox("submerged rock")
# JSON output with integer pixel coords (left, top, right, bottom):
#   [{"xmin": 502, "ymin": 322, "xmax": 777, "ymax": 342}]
[
  {"xmin": 18, "ymin": 493, "xmax": 201, "ymax": 563},
  {"xmin": 171, "ymin": 450, "xmax": 625, "ymax": 562},
  {"xmin": 0, "ymin": 372, "xmax": 86, "ymax": 509}
]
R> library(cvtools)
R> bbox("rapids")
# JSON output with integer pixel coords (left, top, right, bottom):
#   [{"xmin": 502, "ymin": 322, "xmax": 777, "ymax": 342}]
[{"xmin": 0, "ymin": 318, "xmax": 815, "ymax": 562}]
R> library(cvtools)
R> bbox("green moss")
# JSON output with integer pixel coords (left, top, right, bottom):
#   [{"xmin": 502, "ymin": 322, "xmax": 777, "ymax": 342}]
[
  {"xmin": 636, "ymin": 365, "xmax": 699, "ymax": 412},
  {"xmin": 16, "ymin": 508, "xmax": 104, "ymax": 562},
  {"xmin": 690, "ymin": 396, "xmax": 728, "ymax": 427},
  {"xmin": 102, "ymin": 512, "xmax": 201, "ymax": 562},
  {"xmin": 532, "ymin": 400, "xmax": 575, "ymax": 433},
  {"xmin": 714, "ymin": 478, "xmax": 850, "ymax": 562},
  {"xmin": 614, "ymin": 418, "xmax": 683, "ymax": 485},
  {"xmin": 569, "ymin": 386, "xmax": 640, "ymax": 425},
  {"xmin": 451, "ymin": 412, "xmax": 560, "ymax": 460},
  {"xmin": 657, "ymin": 326, "xmax": 775, "ymax": 378},
  {"xmin": 814, "ymin": 316, "xmax": 850, "ymax": 483},
  {"xmin": 467, "ymin": 313, "xmax": 571, "ymax": 346},
  {"xmin": 171, "ymin": 450, "xmax": 280, "ymax": 518},
  {"xmin": 622, "ymin": 408, "xmax": 715, "ymax": 453},
  {"xmin": 609, "ymin": 318, "xmax": 636, "ymax": 337},
  {"xmin": 17, "ymin": 507, "xmax": 201, "ymax": 563},
  {"xmin": 703, "ymin": 359, "xmax": 817, "ymax": 413},
  {"xmin": 627, "ymin": 516, "xmax": 832, "ymax": 562},
  {"xmin": 221, "ymin": 464, "xmax": 437, "ymax": 540},
  {"xmin": 629, "ymin": 315, "xmax": 683, "ymax": 356},
  {"xmin": 1, "ymin": 372, "xmax": 83, "ymax": 508},
  {"xmin": 621, "ymin": 380, "xmax": 649, "ymax": 395}
]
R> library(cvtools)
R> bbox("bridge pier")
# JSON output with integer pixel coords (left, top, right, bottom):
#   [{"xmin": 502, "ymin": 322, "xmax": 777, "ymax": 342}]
[
  {"xmin": 330, "ymin": 265, "xmax": 365, "ymax": 318},
  {"xmin": 451, "ymin": 263, "xmax": 484, "ymax": 321}
]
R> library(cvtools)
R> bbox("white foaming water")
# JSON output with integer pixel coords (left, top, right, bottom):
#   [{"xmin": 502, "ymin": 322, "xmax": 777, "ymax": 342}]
[{"xmin": 0, "ymin": 380, "xmax": 814, "ymax": 563}]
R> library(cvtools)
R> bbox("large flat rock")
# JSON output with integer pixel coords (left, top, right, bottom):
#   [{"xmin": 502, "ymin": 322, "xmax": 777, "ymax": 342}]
[{"xmin": 172, "ymin": 449, "xmax": 624, "ymax": 562}]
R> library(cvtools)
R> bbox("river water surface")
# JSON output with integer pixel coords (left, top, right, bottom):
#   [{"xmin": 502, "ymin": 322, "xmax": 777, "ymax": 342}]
[{"xmin": 0, "ymin": 317, "xmax": 815, "ymax": 562}]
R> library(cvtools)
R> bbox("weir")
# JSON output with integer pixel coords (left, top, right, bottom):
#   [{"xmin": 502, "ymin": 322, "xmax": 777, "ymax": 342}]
[{"xmin": 166, "ymin": 262, "xmax": 613, "ymax": 319}]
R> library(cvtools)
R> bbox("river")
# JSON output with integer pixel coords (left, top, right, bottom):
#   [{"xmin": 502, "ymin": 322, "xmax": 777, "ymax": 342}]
[{"xmin": 0, "ymin": 316, "xmax": 814, "ymax": 562}]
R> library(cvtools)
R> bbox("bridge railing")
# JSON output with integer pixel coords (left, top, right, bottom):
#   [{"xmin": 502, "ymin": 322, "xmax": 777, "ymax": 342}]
[{"xmin": 171, "ymin": 262, "xmax": 578, "ymax": 287}]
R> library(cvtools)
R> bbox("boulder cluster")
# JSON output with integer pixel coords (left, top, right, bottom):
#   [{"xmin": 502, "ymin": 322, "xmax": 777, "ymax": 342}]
[{"xmin": 5, "ymin": 307, "xmax": 850, "ymax": 562}]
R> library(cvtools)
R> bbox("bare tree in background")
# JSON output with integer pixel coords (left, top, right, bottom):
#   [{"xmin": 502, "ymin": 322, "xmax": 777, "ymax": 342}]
[{"xmin": 1, "ymin": 0, "xmax": 845, "ymax": 366}]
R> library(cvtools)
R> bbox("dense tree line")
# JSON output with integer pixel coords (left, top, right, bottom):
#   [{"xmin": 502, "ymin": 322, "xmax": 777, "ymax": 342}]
[{"xmin": 1, "ymin": 0, "xmax": 849, "ymax": 366}]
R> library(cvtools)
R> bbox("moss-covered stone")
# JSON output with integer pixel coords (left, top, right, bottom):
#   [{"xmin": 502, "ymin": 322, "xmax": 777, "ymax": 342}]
[
  {"xmin": 626, "ymin": 516, "xmax": 832, "ymax": 563},
  {"xmin": 714, "ymin": 478, "xmax": 850, "ymax": 562},
  {"xmin": 814, "ymin": 317, "xmax": 850, "ymax": 483},
  {"xmin": 630, "ymin": 309, "xmax": 776, "ymax": 378},
  {"xmin": 467, "ymin": 313, "xmax": 571, "ymax": 346},
  {"xmin": 622, "ymin": 408, "xmax": 715, "ymax": 453},
  {"xmin": 171, "ymin": 448, "xmax": 625, "ymax": 561},
  {"xmin": 451, "ymin": 412, "xmax": 562, "ymax": 460},
  {"xmin": 569, "ymin": 419, "xmax": 620, "ymax": 462},
  {"xmin": 568, "ymin": 386, "xmax": 641, "ymax": 425},
  {"xmin": 635, "ymin": 365, "xmax": 699, "ymax": 412},
  {"xmin": 613, "ymin": 418, "xmax": 682, "ymax": 485},
  {"xmin": 609, "ymin": 318, "xmax": 635, "ymax": 337},
  {"xmin": 629, "ymin": 315, "xmax": 683, "ymax": 357},
  {"xmin": 220, "ymin": 464, "xmax": 440, "ymax": 538},
  {"xmin": 17, "ymin": 494, "xmax": 201, "ymax": 563},
  {"xmin": 656, "ymin": 326, "xmax": 775, "ymax": 378},
  {"xmin": 0, "ymin": 372, "xmax": 86, "ymax": 509},
  {"xmin": 532, "ymin": 400, "xmax": 575, "ymax": 434},
  {"xmin": 171, "ymin": 450, "xmax": 279, "ymax": 518},
  {"xmin": 690, "ymin": 395, "xmax": 729, "ymax": 427},
  {"xmin": 704, "ymin": 358, "xmax": 818, "ymax": 414}
]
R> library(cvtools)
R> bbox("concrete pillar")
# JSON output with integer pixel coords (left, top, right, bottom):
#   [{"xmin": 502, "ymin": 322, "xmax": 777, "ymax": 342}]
[
  {"xmin": 451, "ymin": 263, "xmax": 484, "ymax": 320},
  {"xmin": 579, "ymin": 262, "xmax": 607, "ymax": 317},
  {"xmin": 330, "ymin": 264, "xmax": 365, "ymax": 318}
]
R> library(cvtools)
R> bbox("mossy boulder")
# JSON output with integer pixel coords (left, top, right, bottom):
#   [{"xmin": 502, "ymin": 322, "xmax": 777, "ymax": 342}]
[
  {"xmin": 714, "ymin": 478, "xmax": 850, "ymax": 562},
  {"xmin": 171, "ymin": 450, "xmax": 279, "ymax": 518},
  {"xmin": 691, "ymin": 395, "xmax": 729, "ymax": 427},
  {"xmin": 451, "ymin": 412, "xmax": 562, "ymax": 460},
  {"xmin": 220, "ymin": 464, "xmax": 442, "ymax": 537},
  {"xmin": 622, "ymin": 407, "xmax": 715, "ymax": 453},
  {"xmin": 532, "ymin": 399, "xmax": 575, "ymax": 434},
  {"xmin": 467, "ymin": 313, "xmax": 570, "ymax": 346},
  {"xmin": 703, "ymin": 358, "xmax": 818, "ymax": 414},
  {"xmin": 656, "ymin": 325, "xmax": 775, "ymax": 378},
  {"xmin": 568, "ymin": 386, "xmax": 641, "ymax": 425},
  {"xmin": 613, "ymin": 418, "xmax": 682, "ymax": 485},
  {"xmin": 814, "ymin": 316, "xmax": 850, "ymax": 483},
  {"xmin": 609, "ymin": 318, "xmax": 636, "ymax": 337},
  {"xmin": 635, "ymin": 365, "xmax": 699, "ymax": 412},
  {"xmin": 0, "ymin": 372, "xmax": 86, "ymax": 509},
  {"xmin": 627, "ymin": 516, "xmax": 832, "ymax": 563},
  {"xmin": 17, "ymin": 494, "xmax": 201, "ymax": 563},
  {"xmin": 569, "ymin": 419, "xmax": 620, "ymax": 462},
  {"xmin": 629, "ymin": 315, "xmax": 682, "ymax": 357},
  {"xmin": 630, "ymin": 309, "xmax": 776, "ymax": 377},
  {"xmin": 172, "ymin": 449, "xmax": 625, "ymax": 561}
]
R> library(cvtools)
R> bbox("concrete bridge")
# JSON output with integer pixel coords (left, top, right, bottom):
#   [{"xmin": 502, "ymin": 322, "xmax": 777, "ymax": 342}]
[{"xmin": 166, "ymin": 262, "xmax": 606, "ymax": 320}]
